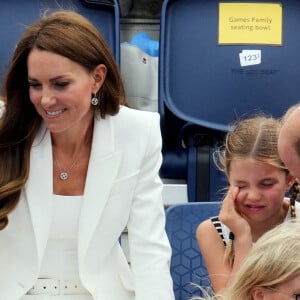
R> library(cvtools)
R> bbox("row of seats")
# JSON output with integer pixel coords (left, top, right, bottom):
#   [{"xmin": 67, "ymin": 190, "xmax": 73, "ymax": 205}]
[
  {"xmin": 2, "ymin": 1, "xmax": 300, "ymax": 204},
  {"xmin": 160, "ymin": 0, "xmax": 300, "ymax": 298},
  {"xmin": 158, "ymin": 0, "xmax": 300, "ymax": 300},
  {"xmin": 120, "ymin": 0, "xmax": 300, "ymax": 203},
  {"xmin": 3, "ymin": 2, "xmax": 299, "ymax": 299},
  {"xmin": 158, "ymin": 0, "xmax": 300, "ymax": 202}
]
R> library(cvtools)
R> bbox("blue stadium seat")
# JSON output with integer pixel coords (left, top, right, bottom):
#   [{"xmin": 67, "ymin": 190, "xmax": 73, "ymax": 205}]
[
  {"xmin": 165, "ymin": 202, "xmax": 221, "ymax": 300},
  {"xmin": 0, "ymin": 0, "xmax": 120, "ymax": 84},
  {"xmin": 159, "ymin": 0, "xmax": 300, "ymax": 202}
]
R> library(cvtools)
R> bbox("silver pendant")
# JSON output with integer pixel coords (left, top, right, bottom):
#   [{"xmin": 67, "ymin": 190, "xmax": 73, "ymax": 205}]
[{"xmin": 60, "ymin": 172, "xmax": 69, "ymax": 180}]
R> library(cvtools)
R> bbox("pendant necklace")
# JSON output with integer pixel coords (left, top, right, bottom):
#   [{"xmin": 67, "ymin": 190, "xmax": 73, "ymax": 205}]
[{"xmin": 53, "ymin": 146, "xmax": 85, "ymax": 181}]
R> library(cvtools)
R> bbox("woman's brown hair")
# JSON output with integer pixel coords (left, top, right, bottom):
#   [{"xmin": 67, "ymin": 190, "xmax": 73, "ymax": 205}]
[{"xmin": 0, "ymin": 10, "xmax": 127, "ymax": 230}]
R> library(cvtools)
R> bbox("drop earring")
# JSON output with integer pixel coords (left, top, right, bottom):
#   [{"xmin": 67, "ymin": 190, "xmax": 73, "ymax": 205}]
[{"xmin": 91, "ymin": 94, "xmax": 99, "ymax": 106}]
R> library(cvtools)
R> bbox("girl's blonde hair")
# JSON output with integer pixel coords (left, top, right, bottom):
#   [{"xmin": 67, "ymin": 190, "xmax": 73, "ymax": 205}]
[
  {"xmin": 215, "ymin": 116, "xmax": 285, "ymax": 175},
  {"xmin": 214, "ymin": 115, "xmax": 298, "ymax": 266},
  {"xmin": 193, "ymin": 221, "xmax": 300, "ymax": 300},
  {"xmin": 224, "ymin": 221, "xmax": 300, "ymax": 299}
]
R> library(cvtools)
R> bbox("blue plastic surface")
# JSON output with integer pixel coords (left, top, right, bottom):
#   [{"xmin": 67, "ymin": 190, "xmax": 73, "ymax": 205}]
[
  {"xmin": 165, "ymin": 202, "xmax": 221, "ymax": 300},
  {"xmin": 159, "ymin": 0, "xmax": 300, "ymax": 132},
  {"xmin": 0, "ymin": 0, "xmax": 120, "ymax": 84}
]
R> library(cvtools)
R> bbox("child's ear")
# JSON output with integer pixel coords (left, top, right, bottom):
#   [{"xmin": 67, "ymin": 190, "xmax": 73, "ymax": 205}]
[{"xmin": 251, "ymin": 287, "xmax": 267, "ymax": 300}]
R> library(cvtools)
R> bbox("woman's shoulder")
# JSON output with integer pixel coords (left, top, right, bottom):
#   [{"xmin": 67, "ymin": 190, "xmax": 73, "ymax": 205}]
[
  {"xmin": 101, "ymin": 106, "xmax": 161, "ymax": 148},
  {"xmin": 111, "ymin": 106, "xmax": 160, "ymax": 134},
  {"xmin": 119, "ymin": 105, "xmax": 159, "ymax": 120}
]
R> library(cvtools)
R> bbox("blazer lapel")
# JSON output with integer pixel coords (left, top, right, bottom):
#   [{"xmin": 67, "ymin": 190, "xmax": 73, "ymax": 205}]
[
  {"xmin": 0, "ymin": 124, "xmax": 53, "ymax": 298},
  {"xmin": 78, "ymin": 116, "xmax": 122, "ymax": 261},
  {"xmin": 26, "ymin": 124, "xmax": 54, "ymax": 266}
]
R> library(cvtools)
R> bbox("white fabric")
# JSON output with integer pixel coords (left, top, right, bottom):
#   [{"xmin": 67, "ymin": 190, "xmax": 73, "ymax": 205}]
[
  {"xmin": 22, "ymin": 195, "xmax": 92, "ymax": 299},
  {"xmin": 27, "ymin": 278, "xmax": 87, "ymax": 295},
  {"xmin": 22, "ymin": 296, "xmax": 92, "ymax": 300},
  {"xmin": 0, "ymin": 106, "xmax": 174, "ymax": 300},
  {"xmin": 121, "ymin": 43, "xmax": 158, "ymax": 112},
  {"xmin": 39, "ymin": 195, "xmax": 82, "ymax": 280},
  {"xmin": 48, "ymin": 195, "xmax": 82, "ymax": 239}
]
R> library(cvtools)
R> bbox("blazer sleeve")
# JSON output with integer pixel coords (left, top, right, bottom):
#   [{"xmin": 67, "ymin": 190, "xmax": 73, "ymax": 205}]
[{"xmin": 126, "ymin": 112, "xmax": 175, "ymax": 300}]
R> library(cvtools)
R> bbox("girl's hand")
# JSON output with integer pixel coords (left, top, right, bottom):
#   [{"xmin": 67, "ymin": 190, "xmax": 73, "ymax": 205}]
[{"xmin": 219, "ymin": 185, "xmax": 251, "ymax": 237}]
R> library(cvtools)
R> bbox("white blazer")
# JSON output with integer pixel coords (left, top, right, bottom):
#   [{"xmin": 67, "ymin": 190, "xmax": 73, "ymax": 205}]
[{"xmin": 0, "ymin": 106, "xmax": 175, "ymax": 300}]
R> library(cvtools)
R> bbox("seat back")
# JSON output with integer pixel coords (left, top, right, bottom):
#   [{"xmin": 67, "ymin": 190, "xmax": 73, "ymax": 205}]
[
  {"xmin": 165, "ymin": 202, "xmax": 221, "ymax": 299},
  {"xmin": 0, "ymin": 0, "xmax": 120, "ymax": 84},
  {"xmin": 159, "ymin": 0, "xmax": 300, "ymax": 201}
]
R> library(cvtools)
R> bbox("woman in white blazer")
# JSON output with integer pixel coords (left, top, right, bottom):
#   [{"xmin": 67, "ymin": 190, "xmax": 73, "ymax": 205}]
[{"xmin": 0, "ymin": 11, "xmax": 174, "ymax": 300}]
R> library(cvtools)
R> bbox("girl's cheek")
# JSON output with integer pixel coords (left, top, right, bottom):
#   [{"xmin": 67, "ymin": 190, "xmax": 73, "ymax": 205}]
[
  {"xmin": 234, "ymin": 195, "xmax": 245, "ymax": 214},
  {"xmin": 236, "ymin": 190, "xmax": 246, "ymax": 203}
]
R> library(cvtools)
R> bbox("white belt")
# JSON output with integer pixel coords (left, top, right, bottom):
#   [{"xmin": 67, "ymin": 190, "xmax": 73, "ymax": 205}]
[{"xmin": 26, "ymin": 278, "xmax": 90, "ymax": 295}]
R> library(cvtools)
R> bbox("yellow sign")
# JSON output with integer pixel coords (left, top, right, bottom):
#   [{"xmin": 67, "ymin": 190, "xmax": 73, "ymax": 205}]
[{"xmin": 218, "ymin": 3, "xmax": 282, "ymax": 45}]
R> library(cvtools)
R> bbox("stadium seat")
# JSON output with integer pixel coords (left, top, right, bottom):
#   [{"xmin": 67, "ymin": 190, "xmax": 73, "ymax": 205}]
[
  {"xmin": 159, "ymin": 0, "xmax": 300, "ymax": 202},
  {"xmin": 165, "ymin": 202, "xmax": 221, "ymax": 300},
  {"xmin": 0, "ymin": 0, "xmax": 120, "ymax": 84}
]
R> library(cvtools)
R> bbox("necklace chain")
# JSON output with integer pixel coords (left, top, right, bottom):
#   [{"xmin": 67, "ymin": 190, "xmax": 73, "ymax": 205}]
[{"xmin": 53, "ymin": 146, "xmax": 85, "ymax": 181}]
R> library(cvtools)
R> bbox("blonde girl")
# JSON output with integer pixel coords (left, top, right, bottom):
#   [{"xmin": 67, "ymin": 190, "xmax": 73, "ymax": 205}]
[{"xmin": 196, "ymin": 115, "xmax": 299, "ymax": 293}]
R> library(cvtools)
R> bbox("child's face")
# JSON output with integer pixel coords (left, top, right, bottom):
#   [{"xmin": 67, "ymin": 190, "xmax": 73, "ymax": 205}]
[
  {"xmin": 228, "ymin": 158, "xmax": 292, "ymax": 223},
  {"xmin": 252, "ymin": 274, "xmax": 300, "ymax": 299}
]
